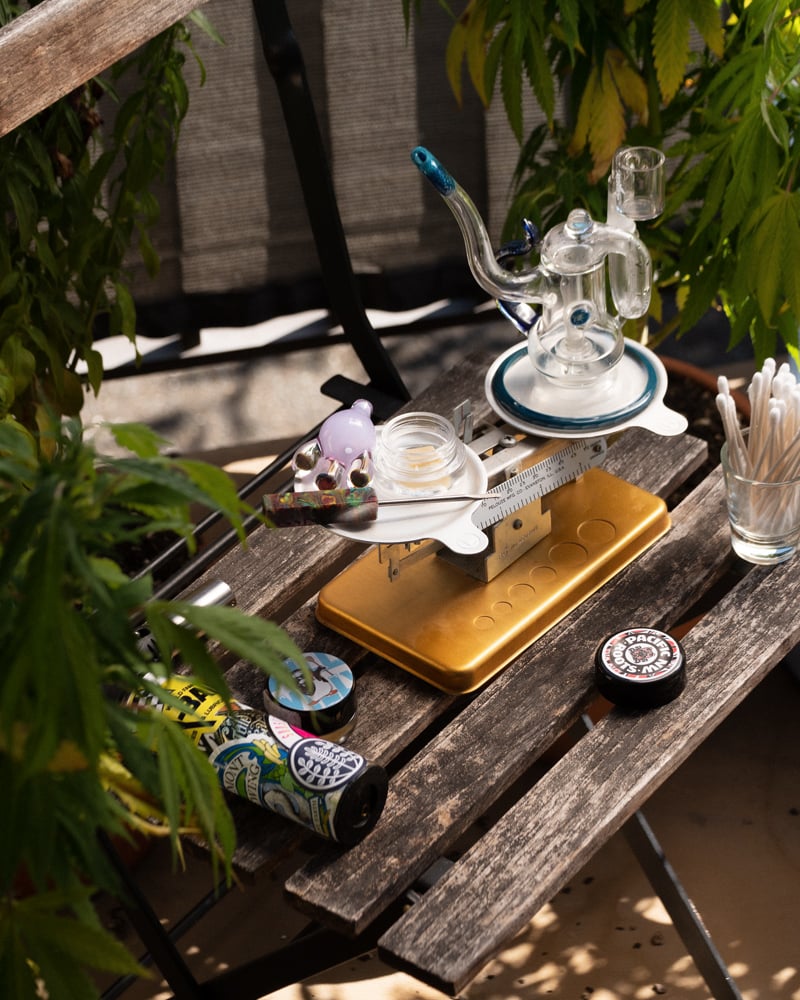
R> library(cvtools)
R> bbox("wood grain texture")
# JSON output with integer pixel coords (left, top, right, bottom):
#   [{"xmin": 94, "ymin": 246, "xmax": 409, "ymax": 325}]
[
  {"xmin": 283, "ymin": 438, "xmax": 717, "ymax": 935},
  {"xmin": 378, "ymin": 539, "xmax": 798, "ymax": 993},
  {"xmin": 0, "ymin": 0, "xmax": 207, "ymax": 137},
  {"xmin": 185, "ymin": 352, "xmax": 710, "ymax": 886},
  {"xmin": 188, "ymin": 522, "xmax": 365, "ymax": 635}
]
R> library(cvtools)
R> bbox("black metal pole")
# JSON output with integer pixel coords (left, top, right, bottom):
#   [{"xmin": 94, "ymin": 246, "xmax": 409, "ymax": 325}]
[
  {"xmin": 251, "ymin": 0, "xmax": 410, "ymax": 404},
  {"xmin": 99, "ymin": 832, "xmax": 205, "ymax": 1000}
]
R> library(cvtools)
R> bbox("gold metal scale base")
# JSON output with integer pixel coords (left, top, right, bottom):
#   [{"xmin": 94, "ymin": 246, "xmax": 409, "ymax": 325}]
[{"xmin": 317, "ymin": 467, "xmax": 669, "ymax": 694}]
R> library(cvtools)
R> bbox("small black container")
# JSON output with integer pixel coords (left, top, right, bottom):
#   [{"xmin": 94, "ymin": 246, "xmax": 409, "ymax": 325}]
[
  {"xmin": 594, "ymin": 627, "xmax": 686, "ymax": 709},
  {"xmin": 265, "ymin": 651, "xmax": 356, "ymax": 742}
]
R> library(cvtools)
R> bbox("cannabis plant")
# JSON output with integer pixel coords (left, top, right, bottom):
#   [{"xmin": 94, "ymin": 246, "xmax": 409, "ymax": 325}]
[
  {"xmin": 0, "ymin": 8, "xmax": 305, "ymax": 997},
  {"xmin": 406, "ymin": 0, "xmax": 800, "ymax": 363},
  {"xmin": 0, "ymin": 414, "xmax": 303, "ymax": 998},
  {"xmin": 0, "ymin": 4, "xmax": 221, "ymax": 434}
]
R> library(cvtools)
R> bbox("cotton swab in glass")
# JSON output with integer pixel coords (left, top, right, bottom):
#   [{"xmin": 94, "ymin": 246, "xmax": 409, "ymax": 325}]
[
  {"xmin": 721, "ymin": 358, "xmax": 800, "ymax": 490},
  {"xmin": 716, "ymin": 377, "xmax": 750, "ymax": 476}
]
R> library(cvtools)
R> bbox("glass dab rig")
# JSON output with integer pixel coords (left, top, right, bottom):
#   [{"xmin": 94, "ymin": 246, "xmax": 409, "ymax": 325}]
[{"xmin": 411, "ymin": 145, "xmax": 665, "ymax": 389}]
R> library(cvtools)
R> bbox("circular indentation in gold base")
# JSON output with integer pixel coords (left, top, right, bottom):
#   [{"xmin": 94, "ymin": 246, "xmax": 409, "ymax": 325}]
[
  {"xmin": 578, "ymin": 518, "xmax": 616, "ymax": 546},
  {"xmin": 508, "ymin": 583, "xmax": 536, "ymax": 602},
  {"xmin": 474, "ymin": 615, "xmax": 495, "ymax": 631},
  {"xmin": 529, "ymin": 565, "xmax": 558, "ymax": 586},
  {"xmin": 491, "ymin": 601, "xmax": 513, "ymax": 617},
  {"xmin": 549, "ymin": 542, "xmax": 588, "ymax": 567}
]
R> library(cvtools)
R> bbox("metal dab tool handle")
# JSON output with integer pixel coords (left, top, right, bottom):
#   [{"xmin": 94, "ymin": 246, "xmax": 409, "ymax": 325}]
[
  {"xmin": 378, "ymin": 492, "xmax": 495, "ymax": 505},
  {"xmin": 262, "ymin": 487, "xmax": 495, "ymax": 528}
]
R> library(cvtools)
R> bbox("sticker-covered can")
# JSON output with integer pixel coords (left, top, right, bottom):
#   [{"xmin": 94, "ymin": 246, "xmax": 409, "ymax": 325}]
[{"xmin": 132, "ymin": 676, "xmax": 387, "ymax": 845}]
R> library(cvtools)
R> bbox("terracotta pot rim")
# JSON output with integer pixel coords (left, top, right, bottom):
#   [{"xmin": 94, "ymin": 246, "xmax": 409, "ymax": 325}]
[{"xmin": 661, "ymin": 354, "xmax": 751, "ymax": 421}]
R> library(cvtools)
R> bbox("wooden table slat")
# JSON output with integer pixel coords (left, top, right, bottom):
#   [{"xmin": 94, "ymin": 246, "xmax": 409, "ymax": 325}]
[
  {"xmin": 377, "ymin": 546, "xmax": 797, "ymax": 994},
  {"xmin": 284, "ymin": 453, "xmax": 728, "ymax": 935},
  {"xmin": 0, "ymin": 0, "xmax": 208, "ymax": 138}
]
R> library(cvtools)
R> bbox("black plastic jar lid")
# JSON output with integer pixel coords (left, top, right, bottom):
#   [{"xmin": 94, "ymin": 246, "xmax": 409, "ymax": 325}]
[
  {"xmin": 265, "ymin": 651, "xmax": 356, "ymax": 742},
  {"xmin": 594, "ymin": 627, "xmax": 686, "ymax": 709}
]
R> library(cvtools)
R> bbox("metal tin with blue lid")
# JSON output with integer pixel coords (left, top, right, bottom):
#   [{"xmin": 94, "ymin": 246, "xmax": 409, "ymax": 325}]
[
  {"xmin": 594, "ymin": 627, "xmax": 686, "ymax": 708},
  {"xmin": 265, "ymin": 652, "xmax": 356, "ymax": 742}
]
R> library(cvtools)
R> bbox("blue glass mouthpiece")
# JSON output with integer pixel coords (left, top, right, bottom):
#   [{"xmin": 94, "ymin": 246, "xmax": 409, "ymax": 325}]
[{"xmin": 411, "ymin": 146, "xmax": 455, "ymax": 197}]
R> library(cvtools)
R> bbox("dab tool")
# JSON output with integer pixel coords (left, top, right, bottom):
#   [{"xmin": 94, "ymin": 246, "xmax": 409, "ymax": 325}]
[
  {"xmin": 262, "ymin": 487, "xmax": 494, "ymax": 527},
  {"xmin": 262, "ymin": 437, "xmax": 606, "ymax": 529}
]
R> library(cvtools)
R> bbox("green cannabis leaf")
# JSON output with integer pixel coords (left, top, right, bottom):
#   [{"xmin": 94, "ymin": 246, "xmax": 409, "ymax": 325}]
[
  {"xmin": 411, "ymin": 0, "xmax": 800, "ymax": 362},
  {"xmin": 0, "ymin": 412, "xmax": 300, "ymax": 996}
]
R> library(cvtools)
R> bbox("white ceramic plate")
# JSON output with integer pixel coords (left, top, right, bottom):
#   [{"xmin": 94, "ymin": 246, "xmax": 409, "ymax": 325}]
[{"xmin": 296, "ymin": 447, "xmax": 489, "ymax": 554}]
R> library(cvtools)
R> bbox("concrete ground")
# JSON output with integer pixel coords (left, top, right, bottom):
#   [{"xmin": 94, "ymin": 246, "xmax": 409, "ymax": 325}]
[
  {"xmin": 87, "ymin": 309, "xmax": 800, "ymax": 1000},
  {"xmin": 80, "ymin": 303, "xmax": 513, "ymax": 459}
]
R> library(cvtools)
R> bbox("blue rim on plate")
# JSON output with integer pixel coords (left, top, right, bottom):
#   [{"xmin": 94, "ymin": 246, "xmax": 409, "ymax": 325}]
[{"xmin": 490, "ymin": 343, "xmax": 659, "ymax": 432}]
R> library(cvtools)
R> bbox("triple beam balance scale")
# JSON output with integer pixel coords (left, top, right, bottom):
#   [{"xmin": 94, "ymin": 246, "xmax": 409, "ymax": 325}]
[
  {"xmin": 313, "ymin": 434, "xmax": 670, "ymax": 694},
  {"xmin": 304, "ymin": 142, "xmax": 679, "ymax": 693}
]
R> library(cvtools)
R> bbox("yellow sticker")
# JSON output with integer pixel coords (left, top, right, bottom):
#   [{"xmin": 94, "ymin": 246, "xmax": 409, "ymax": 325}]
[{"xmin": 151, "ymin": 677, "xmax": 238, "ymax": 746}]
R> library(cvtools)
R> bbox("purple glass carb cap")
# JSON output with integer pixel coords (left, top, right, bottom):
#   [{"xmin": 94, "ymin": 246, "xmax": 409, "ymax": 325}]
[{"xmin": 318, "ymin": 399, "xmax": 376, "ymax": 466}]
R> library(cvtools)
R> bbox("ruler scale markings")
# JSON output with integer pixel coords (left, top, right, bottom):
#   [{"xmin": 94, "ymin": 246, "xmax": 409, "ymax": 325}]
[{"xmin": 472, "ymin": 438, "xmax": 607, "ymax": 530}]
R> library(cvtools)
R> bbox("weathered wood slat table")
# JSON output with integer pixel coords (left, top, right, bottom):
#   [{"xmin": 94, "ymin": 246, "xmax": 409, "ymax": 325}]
[{"xmin": 123, "ymin": 348, "xmax": 796, "ymax": 1000}]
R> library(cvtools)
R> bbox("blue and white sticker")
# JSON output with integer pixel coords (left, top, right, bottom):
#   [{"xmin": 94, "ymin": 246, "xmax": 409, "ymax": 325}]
[
  {"xmin": 269, "ymin": 651, "xmax": 354, "ymax": 712},
  {"xmin": 289, "ymin": 739, "xmax": 366, "ymax": 792}
]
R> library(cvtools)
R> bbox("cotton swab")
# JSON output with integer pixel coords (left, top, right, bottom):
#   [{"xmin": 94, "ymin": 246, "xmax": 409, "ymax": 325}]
[
  {"xmin": 720, "ymin": 359, "xmax": 800, "ymax": 483},
  {"xmin": 715, "ymin": 394, "xmax": 747, "ymax": 475},
  {"xmin": 716, "ymin": 377, "xmax": 750, "ymax": 476}
]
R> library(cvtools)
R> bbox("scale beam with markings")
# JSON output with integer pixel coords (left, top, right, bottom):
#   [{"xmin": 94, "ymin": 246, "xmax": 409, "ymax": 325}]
[{"xmin": 305, "ymin": 145, "xmax": 686, "ymax": 693}]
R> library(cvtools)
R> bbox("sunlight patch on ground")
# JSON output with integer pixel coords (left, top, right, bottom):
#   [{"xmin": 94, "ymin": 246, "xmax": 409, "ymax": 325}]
[
  {"xmin": 771, "ymin": 966, "xmax": 798, "ymax": 989},
  {"xmin": 634, "ymin": 895, "xmax": 671, "ymax": 925}
]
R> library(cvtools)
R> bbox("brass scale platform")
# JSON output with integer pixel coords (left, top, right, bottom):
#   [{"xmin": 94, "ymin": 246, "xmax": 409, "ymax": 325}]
[{"xmin": 316, "ymin": 413, "xmax": 669, "ymax": 694}]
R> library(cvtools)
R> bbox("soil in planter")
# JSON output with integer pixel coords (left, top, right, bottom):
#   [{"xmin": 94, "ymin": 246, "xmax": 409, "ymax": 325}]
[{"xmin": 108, "ymin": 511, "xmax": 183, "ymax": 580}]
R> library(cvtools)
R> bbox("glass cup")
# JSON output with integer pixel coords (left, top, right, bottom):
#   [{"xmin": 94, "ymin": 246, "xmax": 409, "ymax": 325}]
[
  {"xmin": 720, "ymin": 439, "xmax": 800, "ymax": 565},
  {"xmin": 613, "ymin": 146, "xmax": 665, "ymax": 221}
]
